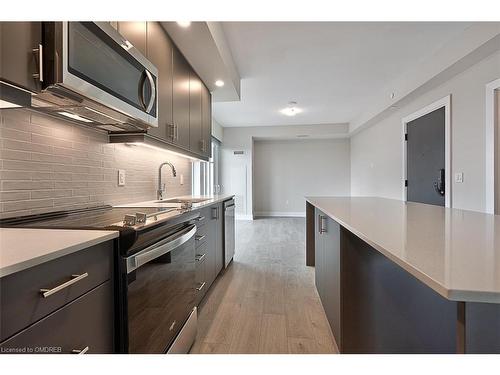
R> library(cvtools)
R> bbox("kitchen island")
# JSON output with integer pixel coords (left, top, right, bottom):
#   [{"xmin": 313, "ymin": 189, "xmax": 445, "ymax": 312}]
[{"xmin": 305, "ymin": 197, "xmax": 500, "ymax": 354}]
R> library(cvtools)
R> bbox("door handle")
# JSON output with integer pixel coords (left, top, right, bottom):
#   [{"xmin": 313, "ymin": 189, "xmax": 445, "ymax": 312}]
[
  {"xmin": 318, "ymin": 215, "xmax": 327, "ymax": 234},
  {"xmin": 433, "ymin": 168, "xmax": 445, "ymax": 196}
]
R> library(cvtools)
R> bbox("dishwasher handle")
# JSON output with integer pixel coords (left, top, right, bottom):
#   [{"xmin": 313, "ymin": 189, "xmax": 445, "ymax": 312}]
[{"xmin": 126, "ymin": 224, "xmax": 197, "ymax": 273}]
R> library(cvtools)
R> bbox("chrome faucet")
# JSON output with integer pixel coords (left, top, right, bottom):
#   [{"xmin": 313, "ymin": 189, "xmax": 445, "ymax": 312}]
[{"xmin": 157, "ymin": 162, "xmax": 177, "ymax": 200}]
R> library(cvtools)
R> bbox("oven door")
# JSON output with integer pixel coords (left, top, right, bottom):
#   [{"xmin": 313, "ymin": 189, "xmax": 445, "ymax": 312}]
[
  {"xmin": 60, "ymin": 22, "xmax": 158, "ymax": 126},
  {"xmin": 126, "ymin": 224, "xmax": 197, "ymax": 353}
]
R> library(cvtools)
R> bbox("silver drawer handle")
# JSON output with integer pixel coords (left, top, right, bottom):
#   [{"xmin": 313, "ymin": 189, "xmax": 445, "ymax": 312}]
[
  {"xmin": 39, "ymin": 273, "xmax": 89, "ymax": 298},
  {"xmin": 72, "ymin": 346, "xmax": 89, "ymax": 354},
  {"xmin": 195, "ymin": 234, "xmax": 206, "ymax": 241},
  {"xmin": 196, "ymin": 253, "xmax": 206, "ymax": 262},
  {"xmin": 196, "ymin": 282, "xmax": 206, "ymax": 291},
  {"xmin": 195, "ymin": 216, "xmax": 205, "ymax": 222}
]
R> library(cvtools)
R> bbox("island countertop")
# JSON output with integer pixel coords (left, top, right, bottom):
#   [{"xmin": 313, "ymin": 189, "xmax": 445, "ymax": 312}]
[{"xmin": 306, "ymin": 196, "xmax": 500, "ymax": 304}]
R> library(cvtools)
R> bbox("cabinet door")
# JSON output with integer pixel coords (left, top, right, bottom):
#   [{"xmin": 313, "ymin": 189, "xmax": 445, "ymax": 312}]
[
  {"xmin": 117, "ymin": 22, "xmax": 147, "ymax": 56},
  {"xmin": 323, "ymin": 216, "xmax": 342, "ymax": 349},
  {"xmin": 195, "ymin": 246, "xmax": 208, "ymax": 305},
  {"xmin": 189, "ymin": 72, "xmax": 203, "ymax": 154},
  {"xmin": 172, "ymin": 47, "xmax": 191, "ymax": 149},
  {"xmin": 205, "ymin": 208, "xmax": 217, "ymax": 287},
  {"xmin": 314, "ymin": 209, "xmax": 325, "ymax": 302},
  {"xmin": 146, "ymin": 22, "xmax": 173, "ymax": 140},
  {"xmin": 0, "ymin": 22, "xmax": 42, "ymax": 92},
  {"xmin": 201, "ymin": 83, "xmax": 212, "ymax": 158}
]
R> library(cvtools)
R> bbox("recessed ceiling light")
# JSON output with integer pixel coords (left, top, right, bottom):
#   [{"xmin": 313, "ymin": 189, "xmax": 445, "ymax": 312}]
[
  {"xmin": 280, "ymin": 101, "xmax": 302, "ymax": 117},
  {"xmin": 215, "ymin": 80, "xmax": 225, "ymax": 87},
  {"xmin": 177, "ymin": 21, "xmax": 191, "ymax": 28}
]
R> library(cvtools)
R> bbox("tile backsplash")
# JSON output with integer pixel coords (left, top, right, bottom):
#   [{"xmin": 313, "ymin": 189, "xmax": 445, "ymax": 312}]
[{"xmin": 0, "ymin": 109, "xmax": 192, "ymax": 219}]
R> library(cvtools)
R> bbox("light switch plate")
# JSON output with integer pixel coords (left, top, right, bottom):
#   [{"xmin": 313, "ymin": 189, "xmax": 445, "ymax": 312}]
[
  {"xmin": 118, "ymin": 169, "xmax": 126, "ymax": 186},
  {"xmin": 455, "ymin": 172, "xmax": 464, "ymax": 183}
]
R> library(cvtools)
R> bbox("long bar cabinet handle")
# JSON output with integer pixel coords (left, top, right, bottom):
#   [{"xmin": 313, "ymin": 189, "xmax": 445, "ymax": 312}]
[{"xmin": 39, "ymin": 273, "xmax": 89, "ymax": 298}]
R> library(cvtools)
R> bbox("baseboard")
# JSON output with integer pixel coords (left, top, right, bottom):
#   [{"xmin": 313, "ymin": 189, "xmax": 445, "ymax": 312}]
[
  {"xmin": 254, "ymin": 211, "xmax": 306, "ymax": 218},
  {"xmin": 236, "ymin": 214, "xmax": 254, "ymax": 221}
]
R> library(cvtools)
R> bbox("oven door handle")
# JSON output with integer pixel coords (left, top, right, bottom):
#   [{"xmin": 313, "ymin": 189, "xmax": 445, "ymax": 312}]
[{"xmin": 126, "ymin": 224, "xmax": 196, "ymax": 273}]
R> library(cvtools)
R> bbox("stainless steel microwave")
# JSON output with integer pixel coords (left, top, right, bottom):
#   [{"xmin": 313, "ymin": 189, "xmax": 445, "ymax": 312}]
[{"xmin": 33, "ymin": 22, "xmax": 158, "ymax": 132}]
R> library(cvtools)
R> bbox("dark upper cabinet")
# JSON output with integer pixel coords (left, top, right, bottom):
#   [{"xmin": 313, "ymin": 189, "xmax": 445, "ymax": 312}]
[
  {"xmin": 146, "ymin": 22, "xmax": 173, "ymax": 140},
  {"xmin": 201, "ymin": 83, "xmax": 212, "ymax": 158},
  {"xmin": 172, "ymin": 47, "xmax": 191, "ymax": 150},
  {"xmin": 189, "ymin": 72, "xmax": 203, "ymax": 153},
  {"xmin": 117, "ymin": 22, "xmax": 147, "ymax": 56},
  {"xmin": 0, "ymin": 22, "xmax": 42, "ymax": 92}
]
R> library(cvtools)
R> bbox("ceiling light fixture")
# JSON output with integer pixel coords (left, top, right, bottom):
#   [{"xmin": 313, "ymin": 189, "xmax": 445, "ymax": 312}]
[
  {"xmin": 280, "ymin": 101, "xmax": 302, "ymax": 117},
  {"xmin": 177, "ymin": 21, "xmax": 191, "ymax": 28},
  {"xmin": 215, "ymin": 80, "xmax": 225, "ymax": 87}
]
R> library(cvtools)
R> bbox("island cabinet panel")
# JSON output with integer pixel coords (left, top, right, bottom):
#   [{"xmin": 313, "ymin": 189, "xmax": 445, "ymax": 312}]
[
  {"xmin": 340, "ymin": 228, "xmax": 458, "ymax": 353},
  {"xmin": 314, "ymin": 208, "xmax": 342, "ymax": 349},
  {"xmin": 465, "ymin": 302, "xmax": 500, "ymax": 353}
]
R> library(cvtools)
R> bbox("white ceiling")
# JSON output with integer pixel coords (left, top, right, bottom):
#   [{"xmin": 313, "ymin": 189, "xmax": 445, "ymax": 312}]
[{"xmin": 212, "ymin": 22, "xmax": 471, "ymax": 128}]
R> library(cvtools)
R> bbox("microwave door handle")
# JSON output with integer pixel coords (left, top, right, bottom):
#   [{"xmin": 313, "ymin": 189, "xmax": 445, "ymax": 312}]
[
  {"xmin": 144, "ymin": 70, "xmax": 156, "ymax": 113},
  {"xmin": 126, "ymin": 225, "xmax": 196, "ymax": 273},
  {"xmin": 139, "ymin": 72, "xmax": 148, "ymax": 110}
]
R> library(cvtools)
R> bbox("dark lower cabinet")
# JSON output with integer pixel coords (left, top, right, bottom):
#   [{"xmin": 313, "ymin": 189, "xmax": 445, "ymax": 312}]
[
  {"xmin": 0, "ymin": 240, "xmax": 114, "ymax": 354},
  {"xmin": 0, "ymin": 22, "xmax": 42, "ymax": 92},
  {"xmin": 314, "ymin": 208, "xmax": 341, "ymax": 349},
  {"xmin": 194, "ymin": 204, "xmax": 225, "ymax": 306},
  {"xmin": 214, "ymin": 203, "xmax": 224, "ymax": 275},
  {"xmin": 0, "ymin": 281, "xmax": 114, "ymax": 354}
]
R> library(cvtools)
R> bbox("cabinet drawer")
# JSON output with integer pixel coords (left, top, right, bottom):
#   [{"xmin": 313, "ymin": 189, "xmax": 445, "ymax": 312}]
[
  {"xmin": 0, "ymin": 240, "xmax": 113, "ymax": 341},
  {"xmin": 0, "ymin": 281, "xmax": 113, "ymax": 354},
  {"xmin": 194, "ymin": 207, "xmax": 210, "ymax": 228},
  {"xmin": 195, "ymin": 224, "xmax": 208, "ymax": 248}
]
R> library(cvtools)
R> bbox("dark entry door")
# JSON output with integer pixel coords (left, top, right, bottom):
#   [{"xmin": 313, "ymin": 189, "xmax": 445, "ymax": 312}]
[{"xmin": 407, "ymin": 107, "xmax": 446, "ymax": 206}]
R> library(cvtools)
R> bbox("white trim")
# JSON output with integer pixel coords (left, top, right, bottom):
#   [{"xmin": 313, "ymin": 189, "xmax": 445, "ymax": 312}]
[
  {"xmin": 402, "ymin": 95, "xmax": 452, "ymax": 208},
  {"xmin": 254, "ymin": 211, "xmax": 306, "ymax": 218},
  {"xmin": 485, "ymin": 78, "xmax": 500, "ymax": 214},
  {"xmin": 236, "ymin": 214, "xmax": 253, "ymax": 221}
]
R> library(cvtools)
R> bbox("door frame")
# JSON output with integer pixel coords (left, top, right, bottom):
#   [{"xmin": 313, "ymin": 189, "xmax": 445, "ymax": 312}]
[
  {"xmin": 401, "ymin": 95, "xmax": 451, "ymax": 207},
  {"xmin": 485, "ymin": 78, "xmax": 500, "ymax": 214}
]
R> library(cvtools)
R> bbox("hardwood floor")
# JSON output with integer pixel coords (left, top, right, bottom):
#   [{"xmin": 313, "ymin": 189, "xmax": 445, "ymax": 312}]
[{"xmin": 190, "ymin": 217, "xmax": 338, "ymax": 354}]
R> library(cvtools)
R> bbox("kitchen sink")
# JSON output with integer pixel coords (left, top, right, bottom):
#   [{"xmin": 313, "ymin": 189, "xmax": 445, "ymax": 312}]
[{"xmin": 154, "ymin": 198, "xmax": 211, "ymax": 204}]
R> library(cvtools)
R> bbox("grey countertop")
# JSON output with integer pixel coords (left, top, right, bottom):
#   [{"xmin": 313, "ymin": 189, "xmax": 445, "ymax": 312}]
[
  {"xmin": 306, "ymin": 196, "xmax": 500, "ymax": 304},
  {"xmin": 0, "ymin": 228, "xmax": 118, "ymax": 278},
  {"xmin": 0, "ymin": 195, "xmax": 235, "ymax": 278}
]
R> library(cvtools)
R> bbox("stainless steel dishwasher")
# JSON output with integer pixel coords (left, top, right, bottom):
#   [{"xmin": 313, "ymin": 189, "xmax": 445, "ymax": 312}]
[{"xmin": 223, "ymin": 199, "xmax": 235, "ymax": 268}]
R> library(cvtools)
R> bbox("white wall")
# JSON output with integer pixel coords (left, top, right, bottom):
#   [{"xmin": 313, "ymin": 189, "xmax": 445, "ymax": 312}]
[
  {"xmin": 253, "ymin": 139, "xmax": 350, "ymax": 216},
  {"xmin": 220, "ymin": 123, "xmax": 348, "ymax": 219},
  {"xmin": 351, "ymin": 51, "xmax": 500, "ymax": 212}
]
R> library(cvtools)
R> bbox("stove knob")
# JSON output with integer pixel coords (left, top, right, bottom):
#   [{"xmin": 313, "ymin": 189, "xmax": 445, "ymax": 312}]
[
  {"xmin": 135, "ymin": 212, "xmax": 147, "ymax": 224},
  {"xmin": 123, "ymin": 214, "xmax": 136, "ymax": 226}
]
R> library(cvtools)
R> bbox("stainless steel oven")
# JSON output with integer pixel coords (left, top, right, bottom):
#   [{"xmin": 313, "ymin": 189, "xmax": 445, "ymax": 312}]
[
  {"xmin": 35, "ymin": 22, "xmax": 158, "ymax": 132},
  {"xmin": 124, "ymin": 223, "xmax": 198, "ymax": 353}
]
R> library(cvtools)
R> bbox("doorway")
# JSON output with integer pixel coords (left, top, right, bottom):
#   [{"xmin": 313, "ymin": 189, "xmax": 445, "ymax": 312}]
[
  {"xmin": 485, "ymin": 78, "xmax": 500, "ymax": 214},
  {"xmin": 402, "ymin": 95, "xmax": 451, "ymax": 207}
]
